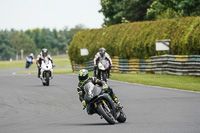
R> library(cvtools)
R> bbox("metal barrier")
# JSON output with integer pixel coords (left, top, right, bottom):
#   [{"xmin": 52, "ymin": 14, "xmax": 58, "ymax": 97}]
[
  {"xmin": 71, "ymin": 55, "xmax": 200, "ymax": 76},
  {"xmin": 71, "ymin": 56, "xmax": 152, "ymax": 74},
  {"xmin": 111, "ymin": 56, "xmax": 119, "ymax": 73},
  {"xmin": 151, "ymin": 55, "xmax": 200, "ymax": 76}
]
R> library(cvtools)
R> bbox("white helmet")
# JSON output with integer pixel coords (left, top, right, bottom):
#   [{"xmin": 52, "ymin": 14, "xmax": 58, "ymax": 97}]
[{"xmin": 30, "ymin": 53, "xmax": 34, "ymax": 58}]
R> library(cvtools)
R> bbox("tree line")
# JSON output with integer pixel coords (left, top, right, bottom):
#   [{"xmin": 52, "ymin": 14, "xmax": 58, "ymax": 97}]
[
  {"xmin": 0, "ymin": 24, "xmax": 85, "ymax": 60},
  {"xmin": 100, "ymin": 0, "xmax": 200, "ymax": 27}
]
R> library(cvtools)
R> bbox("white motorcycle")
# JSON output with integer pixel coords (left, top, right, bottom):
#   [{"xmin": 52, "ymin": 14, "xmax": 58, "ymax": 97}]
[
  {"xmin": 97, "ymin": 59, "xmax": 110, "ymax": 83},
  {"xmin": 40, "ymin": 57, "xmax": 54, "ymax": 86}
]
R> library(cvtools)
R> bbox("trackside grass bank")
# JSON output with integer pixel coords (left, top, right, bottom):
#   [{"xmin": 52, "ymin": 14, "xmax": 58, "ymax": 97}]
[
  {"xmin": 0, "ymin": 54, "xmax": 70, "ymax": 69},
  {"xmin": 109, "ymin": 73, "xmax": 200, "ymax": 92}
]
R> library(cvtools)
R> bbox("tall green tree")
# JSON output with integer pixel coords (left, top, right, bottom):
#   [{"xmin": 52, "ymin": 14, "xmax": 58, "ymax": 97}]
[
  {"xmin": 67, "ymin": 24, "xmax": 86, "ymax": 43},
  {"xmin": 0, "ymin": 43, "xmax": 16, "ymax": 60},
  {"xmin": 25, "ymin": 28, "xmax": 51, "ymax": 52},
  {"xmin": 99, "ymin": 0, "xmax": 154, "ymax": 26},
  {"xmin": 11, "ymin": 31, "xmax": 36, "ymax": 57},
  {"xmin": 0, "ymin": 30, "xmax": 16, "ymax": 60},
  {"xmin": 0, "ymin": 24, "xmax": 86, "ymax": 60},
  {"xmin": 146, "ymin": 0, "xmax": 200, "ymax": 20}
]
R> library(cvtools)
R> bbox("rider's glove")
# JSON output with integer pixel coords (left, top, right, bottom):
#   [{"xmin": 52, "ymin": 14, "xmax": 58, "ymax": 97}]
[
  {"xmin": 37, "ymin": 64, "xmax": 40, "ymax": 68},
  {"xmin": 103, "ymin": 84, "xmax": 108, "ymax": 91},
  {"xmin": 82, "ymin": 100, "xmax": 86, "ymax": 107}
]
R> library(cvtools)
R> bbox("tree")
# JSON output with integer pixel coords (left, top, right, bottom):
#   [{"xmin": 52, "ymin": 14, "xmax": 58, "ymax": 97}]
[
  {"xmin": 178, "ymin": 0, "xmax": 200, "ymax": 16},
  {"xmin": 0, "ymin": 30, "xmax": 16, "ymax": 60},
  {"xmin": 0, "ymin": 24, "xmax": 86, "ymax": 60},
  {"xmin": 0, "ymin": 43, "xmax": 16, "ymax": 60},
  {"xmin": 11, "ymin": 31, "xmax": 37, "ymax": 57},
  {"xmin": 146, "ymin": 0, "xmax": 200, "ymax": 20},
  {"xmin": 67, "ymin": 24, "xmax": 86, "ymax": 43},
  {"xmin": 99, "ymin": 0, "xmax": 154, "ymax": 26},
  {"xmin": 121, "ymin": 0, "xmax": 154, "ymax": 22}
]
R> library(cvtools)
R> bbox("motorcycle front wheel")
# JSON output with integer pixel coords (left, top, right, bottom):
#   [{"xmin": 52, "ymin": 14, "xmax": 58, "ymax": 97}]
[
  {"xmin": 102, "ymin": 72, "xmax": 107, "ymax": 83},
  {"xmin": 117, "ymin": 109, "xmax": 126, "ymax": 123},
  {"xmin": 97, "ymin": 103, "xmax": 115, "ymax": 124},
  {"xmin": 45, "ymin": 72, "xmax": 50, "ymax": 86}
]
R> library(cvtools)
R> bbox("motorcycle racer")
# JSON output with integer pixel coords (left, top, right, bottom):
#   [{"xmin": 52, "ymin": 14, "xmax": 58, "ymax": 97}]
[
  {"xmin": 25, "ymin": 53, "xmax": 34, "ymax": 68},
  {"xmin": 77, "ymin": 69, "xmax": 120, "ymax": 115},
  {"xmin": 36, "ymin": 48, "xmax": 54, "ymax": 78},
  {"xmin": 93, "ymin": 47, "xmax": 112, "ymax": 78}
]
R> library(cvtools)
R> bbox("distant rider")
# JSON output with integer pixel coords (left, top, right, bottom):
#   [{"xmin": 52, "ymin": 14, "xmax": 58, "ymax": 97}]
[
  {"xmin": 93, "ymin": 47, "xmax": 112, "ymax": 78},
  {"xmin": 27, "ymin": 53, "xmax": 34, "ymax": 64},
  {"xmin": 36, "ymin": 48, "xmax": 54, "ymax": 78},
  {"xmin": 77, "ymin": 69, "xmax": 120, "ymax": 115},
  {"xmin": 25, "ymin": 53, "xmax": 34, "ymax": 68}
]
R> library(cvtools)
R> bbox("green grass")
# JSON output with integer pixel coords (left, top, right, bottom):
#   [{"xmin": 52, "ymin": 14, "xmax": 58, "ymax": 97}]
[
  {"xmin": 0, "ymin": 60, "xmax": 28, "ymax": 69},
  {"xmin": 0, "ymin": 54, "xmax": 71, "ymax": 69},
  {"xmin": 109, "ymin": 73, "xmax": 200, "ymax": 92}
]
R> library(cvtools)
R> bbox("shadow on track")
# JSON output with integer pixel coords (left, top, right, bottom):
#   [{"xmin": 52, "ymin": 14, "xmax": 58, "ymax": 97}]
[{"xmin": 49, "ymin": 123, "xmax": 118, "ymax": 127}]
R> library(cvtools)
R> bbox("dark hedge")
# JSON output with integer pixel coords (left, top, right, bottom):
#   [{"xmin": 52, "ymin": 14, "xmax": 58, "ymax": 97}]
[{"xmin": 69, "ymin": 17, "xmax": 200, "ymax": 63}]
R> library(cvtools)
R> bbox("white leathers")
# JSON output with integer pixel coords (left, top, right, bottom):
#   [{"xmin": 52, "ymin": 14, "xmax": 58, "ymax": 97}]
[
  {"xmin": 94, "ymin": 52, "xmax": 112, "ymax": 66},
  {"xmin": 37, "ymin": 52, "xmax": 52, "ymax": 61}
]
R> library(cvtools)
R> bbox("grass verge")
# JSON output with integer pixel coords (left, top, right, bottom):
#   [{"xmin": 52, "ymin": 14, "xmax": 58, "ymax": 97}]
[
  {"xmin": 109, "ymin": 73, "xmax": 200, "ymax": 92},
  {"xmin": 0, "ymin": 54, "xmax": 70, "ymax": 69}
]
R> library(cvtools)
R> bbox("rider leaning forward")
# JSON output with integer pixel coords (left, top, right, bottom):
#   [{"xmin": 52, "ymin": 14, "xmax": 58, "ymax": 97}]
[
  {"xmin": 77, "ymin": 69, "xmax": 120, "ymax": 115},
  {"xmin": 93, "ymin": 47, "xmax": 112, "ymax": 78},
  {"xmin": 36, "ymin": 48, "xmax": 54, "ymax": 78}
]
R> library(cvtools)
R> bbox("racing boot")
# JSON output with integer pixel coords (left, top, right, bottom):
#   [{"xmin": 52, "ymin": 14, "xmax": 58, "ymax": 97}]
[
  {"xmin": 113, "ymin": 96, "xmax": 120, "ymax": 106},
  {"xmin": 94, "ymin": 66, "xmax": 97, "ymax": 77},
  {"xmin": 94, "ymin": 71, "xmax": 96, "ymax": 77},
  {"xmin": 38, "ymin": 71, "xmax": 40, "ymax": 78},
  {"xmin": 107, "ymin": 87, "xmax": 120, "ymax": 106},
  {"xmin": 108, "ymin": 70, "xmax": 110, "ymax": 78}
]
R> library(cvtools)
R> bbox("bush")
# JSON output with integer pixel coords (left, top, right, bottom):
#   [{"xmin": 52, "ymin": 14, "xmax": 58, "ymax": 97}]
[{"xmin": 69, "ymin": 17, "xmax": 200, "ymax": 63}]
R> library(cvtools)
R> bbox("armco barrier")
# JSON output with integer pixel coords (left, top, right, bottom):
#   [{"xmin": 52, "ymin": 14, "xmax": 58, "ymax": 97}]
[
  {"xmin": 151, "ymin": 55, "xmax": 200, "ymax": 76},
  {"xmin": 71, "ymin": 56, "xmax": 152, "ymax": 74},
  {"xmin": 111, "ymin": 56, "xmax": 119, "ymax": 73},
  {"xmin": 71, "ymin": 59, "xmax": 93, "ymax": 72},
  {"xmin": 71, "ymin": 55, "xmax": 200, "ymax": 76}
]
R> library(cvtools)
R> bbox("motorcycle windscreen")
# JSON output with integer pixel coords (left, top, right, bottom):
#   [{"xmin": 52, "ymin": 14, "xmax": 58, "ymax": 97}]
[
  {"xmin": 84, "ymin": 82, "xmax": 94, "ymax": 102},
  {"xmin": 101, "ymin": 60, "xmax": 109, "ymax": 69},
  {"xmin": 84, "ymin": 82, "xmax": 103, "ymax": 103}
]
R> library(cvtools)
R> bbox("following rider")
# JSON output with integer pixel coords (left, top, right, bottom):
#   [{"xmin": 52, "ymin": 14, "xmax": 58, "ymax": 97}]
[
  {"xmin": 36, "ymin": 48, "xmax": 54, "ymax": 78},
  {"xmin": 93, "ymin": 47, "xmax": 112, "ymax": 78},
  {"xmin": 77, "ymin": 69, "xmax": 120, "ymax": 115}
]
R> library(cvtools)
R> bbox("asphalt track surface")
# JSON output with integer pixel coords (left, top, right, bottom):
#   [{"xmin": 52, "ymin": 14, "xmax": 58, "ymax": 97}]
[{"xmin": 0, "ymin": 69, "xmax": 200, "ymax": 133}]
